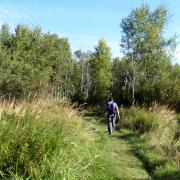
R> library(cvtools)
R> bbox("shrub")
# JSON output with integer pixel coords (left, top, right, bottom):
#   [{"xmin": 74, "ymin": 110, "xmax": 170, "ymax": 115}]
[{"xmin": 121, "ymin": 107, "xmax": 159, "ymax": 133}]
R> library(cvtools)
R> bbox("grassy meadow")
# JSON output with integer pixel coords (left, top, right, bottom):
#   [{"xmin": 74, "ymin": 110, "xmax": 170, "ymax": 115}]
[
  {"xmin": 0, "ymin": 98, "xmax": 179, "ymax": 179},
  {"xmin": 0, "ymin": 98, "xmax": 114, "ymax": 179},
  {"xmin": 118, "ymin": 105, "xmax": 180, "ymax": 179}
]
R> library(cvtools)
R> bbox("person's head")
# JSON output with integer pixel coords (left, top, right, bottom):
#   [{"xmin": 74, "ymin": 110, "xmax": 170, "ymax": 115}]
[{"xmin": 108, "ymin": 96, "xmax": 113, "ymax": 102}]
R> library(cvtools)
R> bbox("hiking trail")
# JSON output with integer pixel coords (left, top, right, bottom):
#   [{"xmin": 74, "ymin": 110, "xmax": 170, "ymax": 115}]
[{"xmin": 83, "ymin": 112, "xmax": 151, "ymax": 180}]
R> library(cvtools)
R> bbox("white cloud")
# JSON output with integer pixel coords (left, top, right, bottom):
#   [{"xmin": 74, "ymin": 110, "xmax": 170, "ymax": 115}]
[{"xmin": 0, "ymin": 5, "xmax": 39, "ymax": 30}]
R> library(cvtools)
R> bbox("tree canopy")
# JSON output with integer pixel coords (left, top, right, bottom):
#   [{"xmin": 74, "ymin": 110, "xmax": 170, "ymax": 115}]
[{"xmin": 0, "ymin": 4, "xmax": 179, "ymax": 111}]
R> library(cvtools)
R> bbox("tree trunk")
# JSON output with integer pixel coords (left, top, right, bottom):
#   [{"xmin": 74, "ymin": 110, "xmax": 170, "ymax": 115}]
[{"xmin": 132, "ymin": 84, "xmax": 135, "ymax": 107}]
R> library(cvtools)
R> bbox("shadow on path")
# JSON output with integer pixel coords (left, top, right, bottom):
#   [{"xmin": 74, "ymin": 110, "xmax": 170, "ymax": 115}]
[
  {"xmin": 83, "ymin": 112, "xmax": 151, "ymax": 179},
  {"xmin": 83, "ymin": 111, "xmax": 180, "ymax": 180},
  {"xmin": 117, "ymin": 129, "xmax": 180, "ymax": 180}
]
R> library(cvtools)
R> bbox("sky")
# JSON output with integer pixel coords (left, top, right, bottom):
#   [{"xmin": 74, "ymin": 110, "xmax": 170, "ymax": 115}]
[{"xmin": 0, "ymin": 0, "xmax": 180, "ymax": 64}]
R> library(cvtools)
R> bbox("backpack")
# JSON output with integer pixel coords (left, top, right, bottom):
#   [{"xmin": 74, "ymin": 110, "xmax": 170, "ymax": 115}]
[{"xmin": 106, "ymin": 102, "xmax": 116, "ymax": 115}]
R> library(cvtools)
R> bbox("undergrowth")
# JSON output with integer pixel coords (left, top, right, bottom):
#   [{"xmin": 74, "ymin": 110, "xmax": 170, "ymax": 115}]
[
  {"xmin": 0, "ymin": 98, "xmax": 110, "ymax": 179},
  {"xmin": 118, "ymin": 105, "xmax": 180, "ymax": 179}
]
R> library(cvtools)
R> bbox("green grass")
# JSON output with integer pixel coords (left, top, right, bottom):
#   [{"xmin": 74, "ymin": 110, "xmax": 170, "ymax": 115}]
[
  {"xmin": 117, "ymin": 106, "xmax": 180, "ymax": 180},
  {"xmin": 0, "ymin": 99, "xmax": 179, "ymax": 179},
  {"xmin": 0, "ymin": 99, "xmax": 116, "ymax": 179},
  {"xmin": 83, "ymin": 112, "xmax": 150, "ymax": 179},
  {"xmin": 121, "ymin": 107, "xmax": 159, "ymax": 133},
  {"xmin": 83, "ymin": 107, "xmax": 180, "ymax": 179}
]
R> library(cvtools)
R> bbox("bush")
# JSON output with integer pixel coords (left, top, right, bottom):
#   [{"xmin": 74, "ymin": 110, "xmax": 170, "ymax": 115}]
[
  {"xmin": 121, "ymin": 107, "xmax": 159, "ymax": 133},
  {"xmin": 71, "ymin": 92, "xmax": 87, "ymax": 104}
]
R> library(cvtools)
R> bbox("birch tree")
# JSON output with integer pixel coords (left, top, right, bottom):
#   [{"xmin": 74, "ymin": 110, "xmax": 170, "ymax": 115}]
[{"xmin": 120, "ymin": 4, "xmax": 176, "ymax": 104}]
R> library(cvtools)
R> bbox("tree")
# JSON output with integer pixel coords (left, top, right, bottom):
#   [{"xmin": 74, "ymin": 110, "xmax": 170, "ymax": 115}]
[
  {"xmin": 89, "ymin": 39, "xmax": 112, "ymax": 103},
  {"xmin": 0, "ymin": 24, "xmax": 74, "ymax": 98},
  {"xmin": 74, "ymin": 50, "xmax": 91, "ymax": 98},
  {"xmin": 168, "ymin": 65, "xmax": 180, "ymax": 111},
  {"xmin": 49, "ymin": 35, "xmax": 73, "ymax": 97},
  {"xmin": 122, "ymin": 57, "xmax": 141, "ymax": 106},
  {"xmin": 112, "ymin": 58, "xmax": 130, "ymax": 105},
  {"xmin": 112, "ymin": 57, "xmax": 142, "ymax": 106},
  {"xmin": 7, "ymin": 25, "xmax": 52, "ymax": 97},
  {"xmin": 120, "ymin": 4, "xmax": 176, "ymax": 105}
]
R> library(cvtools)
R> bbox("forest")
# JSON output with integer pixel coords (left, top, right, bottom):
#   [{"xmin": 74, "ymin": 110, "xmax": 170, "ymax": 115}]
[
  {"xmin": 0, "ymin": 5, "xmax": 179, "ymax": 111},
  {"xmin": 0, "ymin": 4, "xmax": 179, "ymax": 179}
]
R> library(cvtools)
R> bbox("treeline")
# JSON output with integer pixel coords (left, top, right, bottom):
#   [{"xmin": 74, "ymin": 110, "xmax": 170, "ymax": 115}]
[
  {"xmin": 113, "ymin": 4, "xmax": 180, "ymax": 111},
  {"xmin": 0, "ymin": 4, "xmax": 179, "ymax": 111},
  {"xmin": 0, "ymin": 24, "xmax": 73, "ymax": 97}
]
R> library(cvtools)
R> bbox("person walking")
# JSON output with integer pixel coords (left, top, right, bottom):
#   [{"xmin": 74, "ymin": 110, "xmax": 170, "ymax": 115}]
[{"xmin": 105, "ymin": 96, "xmax": 120, "ymax": 135}]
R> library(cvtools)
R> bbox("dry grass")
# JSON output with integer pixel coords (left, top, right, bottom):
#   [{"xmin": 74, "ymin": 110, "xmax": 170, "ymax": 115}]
[{"xmin": 0, "ymin": 98, "xmax": 110, "ymax": 179}]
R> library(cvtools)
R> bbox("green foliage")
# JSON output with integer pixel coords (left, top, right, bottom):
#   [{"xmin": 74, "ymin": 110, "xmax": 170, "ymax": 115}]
[
  {"xmin": 123, "ymin": 107, "xmax": 160, "ymax": 133},
  {"xmin": 0, "ymin": 24, "xmax": 72, "ymax": 98},
  {"xmin": 71, "ymin": 91, "xmax": 87, "ymax": 104},
  {"xmin": 168, "ymin": 65, "xmax": 180, "ymax": 111},
  {"xmin": 121, "ymin": 4, "xmax": 175, "ymax": 57},
  {"xmin": 0, "ymin": 4, "xmax": 179, "ymax": 111},
  {"xmin": 177, "ymin": 114, "xmax": 180, "ymax": 123},
  {"xmin": 118, "ymin": 106, "xmax": 179, "ymax": 179},
  {"xmin": 0, "ymin": 99, "xmax": 115, "ymax": 179},
  {"xmin": 72, "ymin": 50, "xmax": 91, "ymax": 100},
  {"xmin": 50, "ymin": 36, "xmax": 73, "ymax": 97},
  {"xmin": 114, "ymin": 4, "xmax": 178, "ymax": 107},
  {"xmin": 89, "ymin": 39, "xmax": 112, "ymax": 103},
  {"xmin": 154, "ymin": 163, "xmax": 180, "ymax": 180}
]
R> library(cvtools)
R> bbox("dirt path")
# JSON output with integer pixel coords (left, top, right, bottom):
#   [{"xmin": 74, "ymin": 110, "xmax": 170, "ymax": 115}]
[{"xmin": 83, "ymin": 113, "xmax": 151, "ymax": 180}]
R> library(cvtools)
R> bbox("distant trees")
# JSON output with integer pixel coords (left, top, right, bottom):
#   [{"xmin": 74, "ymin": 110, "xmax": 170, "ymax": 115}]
[
  {"xmin": 74, "ymin": 50, "xmax": 91, "ymax": 97},
  {"xmin": 89, "ymin": 39, "xmax": 112, "ymax": 104},
  {"xmin": 49, "ymin": 35, "xmax": 73, "ymax": 97},
  {"xmin": 112, "ymin": 4, "xmax": 177, "ymax": 108},
  {"xmin": 0, "ymin": 21, "xmax": 105, "ymax": 103},
  {"xmin": 0, "ymin": 23, "xmax": 113, "ymax": 104},
  {"xmin": 0, "ymin": 24, "xmax": 72, "ymax": 98},
  {"xmin": 71, "ymin": 50, "xmax": 91, "ymax": 103},
  {"xmin": 0, "ymin": 4, "xmax": 179, "ymax": 111}
]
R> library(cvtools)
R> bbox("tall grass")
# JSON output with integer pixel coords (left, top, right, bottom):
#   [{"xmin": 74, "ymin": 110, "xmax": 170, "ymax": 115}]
[
  {"xmin": 0, "ymin": 98, "xmax": 110, "ymax": 179},
  {"xmin": 119, "ymin": 105, "xmax": 180, "ymax": 179}
]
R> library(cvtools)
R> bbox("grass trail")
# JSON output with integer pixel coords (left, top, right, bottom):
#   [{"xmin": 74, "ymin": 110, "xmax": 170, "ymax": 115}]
[{"xmin": 83, "ymin": 112, "xmax": 151, "ymax": 180}]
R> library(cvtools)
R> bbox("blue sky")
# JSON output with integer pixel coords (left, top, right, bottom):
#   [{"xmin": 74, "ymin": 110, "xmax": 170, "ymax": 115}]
[{"xmin": 0, "ymin": 0, "xmax": 180, "ymax": 63}]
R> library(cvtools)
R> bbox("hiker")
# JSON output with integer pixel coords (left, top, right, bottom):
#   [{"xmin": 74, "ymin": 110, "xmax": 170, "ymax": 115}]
[{"xmin": 104, "ymin": 96, "xmax": 120, "ymax": 135}]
